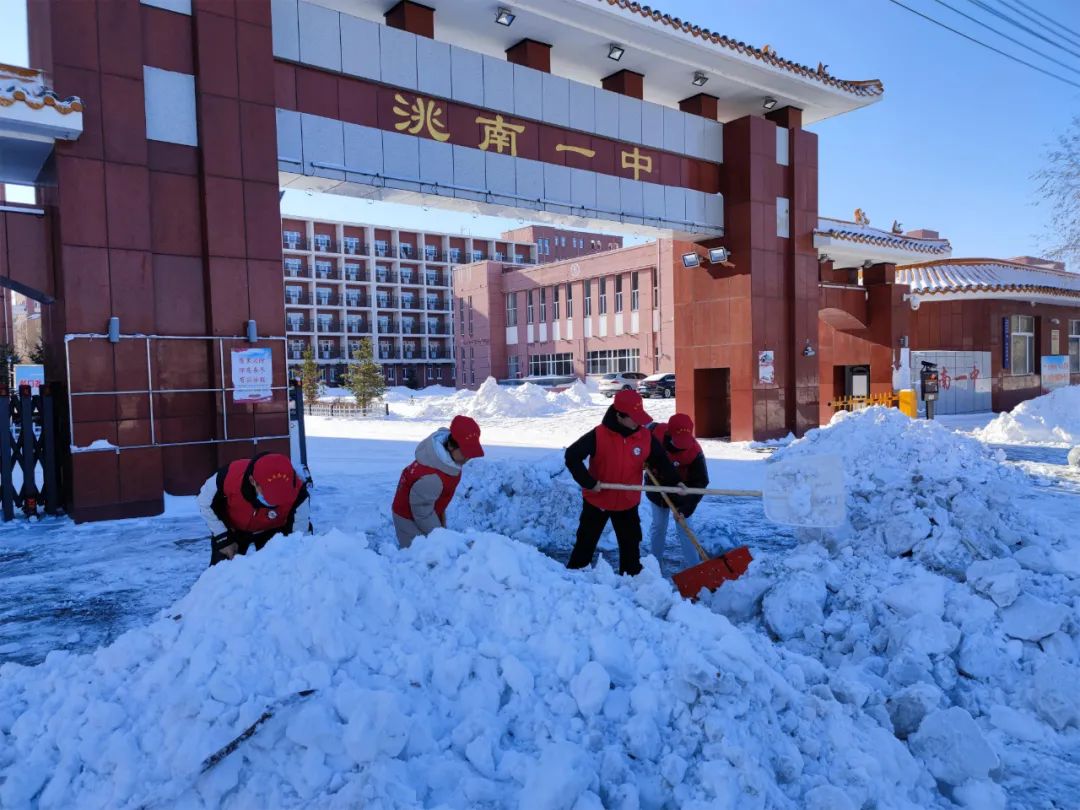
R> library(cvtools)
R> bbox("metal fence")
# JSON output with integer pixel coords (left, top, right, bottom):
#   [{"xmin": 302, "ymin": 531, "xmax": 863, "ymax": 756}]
[{"xmin": 1, "ymin": 385, "xmax": 60, "ymax": 520}]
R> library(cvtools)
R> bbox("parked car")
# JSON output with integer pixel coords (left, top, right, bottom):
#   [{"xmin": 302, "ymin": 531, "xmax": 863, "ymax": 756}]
[
  {"xmin": 598, "ymin": 372, "xmax": 647, "ymax": 397},
  {"xmin": 639, "ymin": 373, "xmax": 675, "ymax": 399}
]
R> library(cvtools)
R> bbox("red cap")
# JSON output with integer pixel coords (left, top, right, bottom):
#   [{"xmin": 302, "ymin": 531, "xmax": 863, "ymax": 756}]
[
  {"xmin": 613, "ymin": 389, "xmax": 652, "ymax": 427},
  {"xmin": 667, "ymin": 413, "xmax": 695, "ymax": 450},
  {"xmin": 251, "ymin": 453, "xmax": 299, "ymax": 507},
  {"xmin": 450, "ymin": 415, "xmax": 485, "ymax": 459}
]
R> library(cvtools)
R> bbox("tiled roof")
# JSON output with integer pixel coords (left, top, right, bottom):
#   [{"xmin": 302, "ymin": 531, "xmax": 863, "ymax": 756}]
[
  {"xmin": 0, "ymin": 64, "xmax": 83, "ymax": 116},
  {"xmin": 600, "ymin": 0, "xmax": 885, "ymax": 98},
  {"xmin": 816, "ymin": 218, "xmax": 951, "ymax": 255},
  {"xmin": 897, "ymin": 259, "xmax": 1080, "ymax": 301}
]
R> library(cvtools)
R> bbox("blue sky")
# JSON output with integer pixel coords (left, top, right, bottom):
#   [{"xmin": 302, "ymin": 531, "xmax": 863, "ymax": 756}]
[{"xmin": 3, "ymin": 0, "xmax": 1078, "ymax": 261}]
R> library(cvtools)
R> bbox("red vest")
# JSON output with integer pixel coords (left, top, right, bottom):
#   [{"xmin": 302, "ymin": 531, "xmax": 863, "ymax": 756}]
[
  {"xmin": 651, "ymin": 424, "xmax": 703, "ymax": 483},
  {"xmin": 222, "ymin": 459, "xmax": 299, "ymax": 534},
  {"xmin": 583, "ymin": 424, "xmax": 652, "ymax": 511},
  {"xmin": 392, "ymin": 461, "xmax": 460, "ymax": 521}
]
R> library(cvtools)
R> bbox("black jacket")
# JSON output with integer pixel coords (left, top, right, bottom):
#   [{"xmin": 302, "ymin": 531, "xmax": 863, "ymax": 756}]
[
  {"xmin": 645, "ymin": 432, "xmax": 708, "ymax": 517},
  {"xmin": 564, "ymin": 406, "xmax": 679, "ymax": 495}
]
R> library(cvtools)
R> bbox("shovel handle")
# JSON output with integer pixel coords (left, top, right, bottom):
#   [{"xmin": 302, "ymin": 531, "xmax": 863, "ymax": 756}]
[
  {"xmin": 644, "ymin": 468, "xmax": 711, "ymax": 564},
  {"xmin": 598, "ymin": 482, "xmax": 763, "ymax": 499}
]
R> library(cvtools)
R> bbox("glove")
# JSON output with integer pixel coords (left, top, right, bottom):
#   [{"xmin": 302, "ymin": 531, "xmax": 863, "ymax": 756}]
[{"xmin": 211, "ymin": 531, "xmax": 236, "ymax": 552}]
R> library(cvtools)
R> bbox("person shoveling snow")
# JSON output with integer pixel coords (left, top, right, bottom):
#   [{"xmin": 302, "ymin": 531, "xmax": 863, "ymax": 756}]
[
  {"xmin": 197, "ymin": 452, "xmax": 312, "ymax": 566},
  {"xmin": 392, "ymin": 415, "xmax": 485, "ymax": 548}
]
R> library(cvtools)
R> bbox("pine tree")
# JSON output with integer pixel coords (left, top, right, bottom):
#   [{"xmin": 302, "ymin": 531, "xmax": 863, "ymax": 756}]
[
  {"xmin": 299, "ymin": 345, "xmax": 323, "ymax": 407},
  {"xmin": 343, "ymin": 338, "xmax": 386, "ymax": 413},
  {"xmin": 0, "ymin": 343, "xmax": 21, "ymax": 391},
  {"xmin": 29, "ymin": 338, "xmax": 48, "ymax": 367}
]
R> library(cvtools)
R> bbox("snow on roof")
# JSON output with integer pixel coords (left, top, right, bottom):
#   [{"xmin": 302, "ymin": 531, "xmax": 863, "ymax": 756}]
[
  {"xmin": 599, "ymin": 0, "xmax": 885, "ymax": 98},
  {"xmin": 816, "ymin": 217, "xmax": 952, "ymax": 256},
  {"xmin": 897, "ymin": 259, "xmax": 1080, "ymax": 301},
  {"xmin": 0, "ymin": 64, "xmax": 83, "ymax": 117}
]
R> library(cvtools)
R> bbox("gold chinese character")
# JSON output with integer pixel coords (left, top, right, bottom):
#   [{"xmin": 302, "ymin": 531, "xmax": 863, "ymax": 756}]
[
  {"xmin": 393, "ymin": 93, "xmax": 450, "ymax": 142},
  {"xmin": 556, "ymin": 144, "xmax": 596, "ymax": 158},
  {"xmin": 476, "ymin": 114, "xmax": 526, "ymax": 156},
  {"xmin": 620, "ymin": 147, "xmax": 653, "ymax": 180}
]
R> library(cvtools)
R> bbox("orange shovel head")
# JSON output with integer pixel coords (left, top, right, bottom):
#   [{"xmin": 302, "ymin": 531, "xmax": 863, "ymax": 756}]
[{"xmin": 672, "ymin": 546, "xmax": 753, "ymax": 600}]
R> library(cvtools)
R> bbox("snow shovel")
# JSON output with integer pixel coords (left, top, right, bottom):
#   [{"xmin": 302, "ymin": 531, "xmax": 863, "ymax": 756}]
[
  {"xmin": 642, "ymin": 467, "xmax": 752, "ymax": 600},
  {"xmin": 599, "ymin": 454, "xmax": 846, "ymax": 529}
]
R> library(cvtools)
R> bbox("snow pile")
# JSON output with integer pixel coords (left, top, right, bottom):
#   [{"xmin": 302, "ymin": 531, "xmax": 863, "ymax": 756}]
[
  {"xmin": 975, "ymin": 385, "xmax": 1080, "ymax": 446},
  {"xmin": 399, "ymin": 378, "xmax": 597, "ymax": 421},
  {"xmin": 450, "ymin": 453, "xmax": 584, "ymax": 551},
  {"xmin": 1069, "ymin": 445, "xmax": 1080, "ymax": 468},
  {"xmin": 0, "ymin": 529, "xmax": 945, "ymax": 809},
  {"xmin": 705, "ymin": 408, "xmax": 1080, "ymax": 801}
]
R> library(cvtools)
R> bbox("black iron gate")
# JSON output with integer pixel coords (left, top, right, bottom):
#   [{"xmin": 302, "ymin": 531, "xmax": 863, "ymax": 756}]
[{"xmin": 1, "ymin": 384, "xmax": 60, "ymax": 520}]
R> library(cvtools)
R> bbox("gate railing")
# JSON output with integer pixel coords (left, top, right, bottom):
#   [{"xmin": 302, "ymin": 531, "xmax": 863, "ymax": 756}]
[{"xmin": 1, "ymin": 384, "xmax": 60, "ymax": 520}]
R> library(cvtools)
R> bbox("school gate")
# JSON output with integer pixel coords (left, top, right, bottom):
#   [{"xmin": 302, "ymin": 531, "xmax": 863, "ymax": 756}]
[{"xmin": 12, "ymin": 0, "xmax": 882, "ymax": 520}]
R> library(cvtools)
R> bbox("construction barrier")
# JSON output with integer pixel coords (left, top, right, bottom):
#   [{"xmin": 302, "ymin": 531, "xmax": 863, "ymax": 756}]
[{"xmin": 828, "ymin": 390, "xmax": 917, "ymax": 418}]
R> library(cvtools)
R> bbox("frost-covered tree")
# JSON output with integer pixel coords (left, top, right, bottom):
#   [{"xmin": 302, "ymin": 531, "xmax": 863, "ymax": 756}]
[
  {"xmin": 343, "ymin": 338, "xmax": 386, "ymax": 413},
  {"xmin": 299, "ymin": 345, "xmax": 323, "ymax": 408},
  {"xmin": 1035, "ymin": 116, "xmax": 1080, "ymax": 266}
]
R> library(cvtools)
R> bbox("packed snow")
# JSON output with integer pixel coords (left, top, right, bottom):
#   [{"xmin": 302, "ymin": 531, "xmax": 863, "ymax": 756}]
[
  {"xmin": 2, "ymin": 396, "xmax": 1080, "ymax": 807},
  {"xmin": 388, "ymin": 378, "xmax": 595, "ymax": 421},
  {"xmin": 975, "ymin": 385, "xmax": 1080, "ymax": 446}
]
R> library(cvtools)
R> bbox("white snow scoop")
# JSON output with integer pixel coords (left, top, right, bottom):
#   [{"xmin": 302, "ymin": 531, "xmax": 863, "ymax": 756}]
[{"xmin": 599, "ymin": 454, "xmax": 846, "ymax": 529}]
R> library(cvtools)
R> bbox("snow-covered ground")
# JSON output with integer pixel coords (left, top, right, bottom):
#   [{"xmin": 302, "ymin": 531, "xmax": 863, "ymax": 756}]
[{"xmin": 1, "ymin": 383, "xmax": 1079, "ymax": 808}]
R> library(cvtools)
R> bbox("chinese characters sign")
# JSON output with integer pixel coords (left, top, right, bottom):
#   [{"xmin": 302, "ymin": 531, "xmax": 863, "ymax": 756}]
[
  {"xmin": 281, "ymin": 64, "xmax": 721, "ymax": 193},
  {"xmin": 231, "ymin": 348, "xmax": 273, "ymax": 403},
  {"xmin": 1041, "ymin": 355, "xmax": 1070, "ymax": 393}
]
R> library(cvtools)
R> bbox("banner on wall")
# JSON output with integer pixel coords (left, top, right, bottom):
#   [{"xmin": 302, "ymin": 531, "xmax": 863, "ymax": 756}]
[
  {"xmin": 231, "ymin": 348, "xmax": 273, "ymax": 403},
  {"xmin": 1041, "ymin": 355, "xmax": 1070, "ymax": 393},
  {"xmin": 1002, "ymin": 317, "xmax": 1010, "ymax": 371},
  {"xmin": 757, "ymin": 350, "xmax": 775, "ymax": 384}
]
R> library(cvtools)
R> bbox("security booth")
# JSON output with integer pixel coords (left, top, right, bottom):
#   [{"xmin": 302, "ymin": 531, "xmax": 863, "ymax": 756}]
[{"xmin": 919, "ymin": 361, "xmax": 940, "ymax": 419}]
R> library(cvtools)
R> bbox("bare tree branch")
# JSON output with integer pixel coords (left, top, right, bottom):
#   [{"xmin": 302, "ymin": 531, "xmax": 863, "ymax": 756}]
[{"xmin": 1034, "ymin": 115, "xmax": 1080, "ymax": 267}]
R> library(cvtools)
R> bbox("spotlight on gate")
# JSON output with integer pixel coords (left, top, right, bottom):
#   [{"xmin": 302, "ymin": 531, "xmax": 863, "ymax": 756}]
[
  {"xmin": 707, "ymin": 247, "xmax": 730, "ymax": 264},
  {"xmin": 762, "ymin": 97, "xmax": 778, "ymax": 110},
  {"xmin": 495, "ymin": 7, "xmax": 515, "ymax": 26},
  {"xmin": 692, "ymin": 71, "xmax": 708, "ymax": 87},
  {"xmin": 608, "ymin": 43, "xmax": 625, "ymax": 61},
  {"xmin": 681, "ymin": 252, "xmax": 701, "ymax": 269}
]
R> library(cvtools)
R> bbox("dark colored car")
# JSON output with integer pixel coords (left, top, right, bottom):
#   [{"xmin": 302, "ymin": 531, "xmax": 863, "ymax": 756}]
[{"xmin": 639, "ymin": 373, "xmax": 675, "ymax": 399}]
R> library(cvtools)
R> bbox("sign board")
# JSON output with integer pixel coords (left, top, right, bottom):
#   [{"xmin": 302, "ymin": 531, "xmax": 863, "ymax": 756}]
[
  {"xmin": 1002, "ymin": 317, "xmax": 1010, "ymax": 371},
  {"xmin": 1041, "ymin": 355, "xmax": 1070, "ymax": 393},
  {"xmin": 757, "ymin": 350, "xmax": 775, "ymax": 385},
  {"xmin": 14, "ymin": 364, "xmax": 44, "ymax": 393},
  {"xmin": 1051, "ymin": 329, "xmax": 1060, "ymax": 356},
  {"xmin": 231, "ymin": 348, "xmax": 273, "ymax": 403}
]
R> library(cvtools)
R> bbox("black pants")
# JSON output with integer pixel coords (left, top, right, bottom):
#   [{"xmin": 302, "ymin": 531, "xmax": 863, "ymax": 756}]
[{"xmin": 567, "ymin": 501, "xmax": 643, "ymax": 576}]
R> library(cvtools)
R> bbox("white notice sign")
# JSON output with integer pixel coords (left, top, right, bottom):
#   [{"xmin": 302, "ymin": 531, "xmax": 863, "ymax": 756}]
[{"xmin": 231, "ymin": 348, "xmax": 273, "ymax": 403}]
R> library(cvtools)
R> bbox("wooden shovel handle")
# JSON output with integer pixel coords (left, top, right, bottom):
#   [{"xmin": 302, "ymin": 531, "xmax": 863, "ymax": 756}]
[
  {"xmin": 599, "ymin": 482, "xmax": 763, "ymax": 498},
  {"xmin": 643, "ymin": 468, "xmax": 711, "ymax": 564}
]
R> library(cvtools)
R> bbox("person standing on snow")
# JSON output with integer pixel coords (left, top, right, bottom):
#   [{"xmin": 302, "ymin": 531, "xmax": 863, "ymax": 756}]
[
  {"xmin": 392, "ymin": 414, "xmax": 485, "ymax": 548},
  {"xmin": 645, "ymin": 413, "xmax": 709, "ymax": 577},
  {"xmin": 564, "ymin": 389, "xmax": 681, "ymax": 576},
  {"xmin": 197, "ymin": 452, "xmax": 312, "ymax": 566}
]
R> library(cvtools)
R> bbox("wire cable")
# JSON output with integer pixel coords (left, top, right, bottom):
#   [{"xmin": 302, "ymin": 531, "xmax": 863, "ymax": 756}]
[
  {"xmin": 1012, "ymin": 0, "xmax": 1080, "ymax": 45},
  {"xmin": 885, "ymin": 0, "xmax": 1080, "ymax": 89},
  {"xmin": 992, "ymin": 0, "xmax": 1080, "ymax": 49},
  {"xmin": 962, "ymin": 0, "xmax": 1080, "ymax": 62}
]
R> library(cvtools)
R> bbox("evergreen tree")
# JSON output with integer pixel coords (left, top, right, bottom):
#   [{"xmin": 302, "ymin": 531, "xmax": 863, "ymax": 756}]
[
  {"xmin": 343, "ymin": 338, "xmax": 386, "ymax": 413},
  {"xmin": 0, "ymin": 343, "xmax": 21, "ymax": 391},
  {"xmin": 299, "ymin": 345, "xmax": 323, "ymax": 407},
  {"xmin": 29, "ymin": 338, "xmax": 48, "ymax": 367}
]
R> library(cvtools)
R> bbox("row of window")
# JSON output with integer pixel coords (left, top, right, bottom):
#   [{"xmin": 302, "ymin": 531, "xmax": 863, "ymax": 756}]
[
  {"xmin": 537, "ymin": 236, "xmax": 620, "ymax": 255},
  {"xmin": 585, "ymin": 349, "xmax": 641, "ymax": 375},
  {"xmin": 1007, "ymin": 316, "xmax": 1080, "ymax": 375},
  {"xmin": 528, "ymin": 353, "xmax": 575, "ymax": 377},
  {"xmin": 1071, "ymin": 319, "xmax": 1080, "ymax": 373},
  {"xmin": 505, "ymin": 272, "xmax": 651, "ymax": 326}
]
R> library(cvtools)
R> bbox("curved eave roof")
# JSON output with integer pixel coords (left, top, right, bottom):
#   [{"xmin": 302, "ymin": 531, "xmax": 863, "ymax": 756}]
[
  {"xmin": 1, "ymin": 64, "xmax": 83, "ymax": 117},
  {"xmin": 897, "ymin": 259, "xmax": 1080, "ymax": 303},
  {"xmin": 815, "ymin": 221, "xmax": 951, "ymax": 256},
  {"xmin": 599, "ymin": 0, "xmax": 884, "ymax": 99}
]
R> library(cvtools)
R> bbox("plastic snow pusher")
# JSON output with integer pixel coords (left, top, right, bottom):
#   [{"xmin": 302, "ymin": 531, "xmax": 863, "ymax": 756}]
[{"xmin": 600, "ymin": 455, "xmax": 846, "ymax": 599}]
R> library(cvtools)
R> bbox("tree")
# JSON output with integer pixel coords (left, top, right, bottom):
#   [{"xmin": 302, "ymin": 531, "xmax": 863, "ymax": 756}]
[
  {"xmin": 1035, "ymin": 115, "xmax": 1080, "ymax": 266},
  {"xmin": 298, "ymin": 345, "xmax": 323, "ymax": 408},
  {"xmin": 0, "ymin": 343, "xmax": 21, "ymax": 390},
  {"xmin": 343, "ymin": 338, "xmax": 386, "ymax": 413},
  {"xmin": 28, "ymin": 338, "xmax": 48, "ymax": 367}
]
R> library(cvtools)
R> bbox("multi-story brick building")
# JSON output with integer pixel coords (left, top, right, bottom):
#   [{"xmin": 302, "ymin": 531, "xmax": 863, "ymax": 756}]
[
  {"xmin": 500, "ymin": 225, "xmax": 623, "ymax": 263},
  {"xmin": 281, "ymin": 217, "xmax": 538, "ymax": 386}
]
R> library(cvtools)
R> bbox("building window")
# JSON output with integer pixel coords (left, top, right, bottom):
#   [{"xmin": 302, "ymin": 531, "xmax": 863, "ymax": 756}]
[
  {"xmin": 586, "ymin": 349, "xmax": 640, "ymax": 375},
  {"xmin": 553, "ymin": 285, "xmax": 561, "ymax": 320},
  {"xmin": 566, "ymin": 283, "xmax": 574, "ymax": 318},
  {"xmin": 1010, "ymin": 314, "xmax": 1035, "ymax": 375},
  {"xmin": 458, "ymin": 297, "xmax": 464, "ymax": 334},
  {"xmin": 529, "ymin": 352, "xmax": 574, "ymax": 376},
  {"xmin": 1069, "ymin": 320, "xmax": 1079, "ymax": 373},
  {"xmin": 631, "ymin": 272, "xmax": 639, "ymax": 311},
  {"xmin": 777, "ymin": 196, "xmax": 790, "ymax": 238},
  {"xmin": 506, "ymin": 292, "xmax": 518, "ymax": 327},
  {"xmin": 598, "ymin": 278, "xmax": 607, "ymax": 315},
  {"xmin": 583, "ymin": 279, "xmax": 592, "ymax": 317},
  {"xmin": 468, "ymin": 296, "xmax": 474, "ymax": 336},
  {"xmin": 539, "ymin": 288, "xmax": 547, "ymax": 322},
  {"xmin": 508, "ymin": 355, "xmax": 520, "ymax": 379},
  {"xmin": 526, "ymin": 290, "xmax": 534, "ymax": 324},
  {"xmin": 652, "ymin": 271, "xmax": 659, "ymax": 308},
  {"xmin": 776, "ymin": 126, "xmax": 790, "ymax": 166},
  {"xmin": 615, "ymin": 275, "xmax": 624, "ymax": 314}
]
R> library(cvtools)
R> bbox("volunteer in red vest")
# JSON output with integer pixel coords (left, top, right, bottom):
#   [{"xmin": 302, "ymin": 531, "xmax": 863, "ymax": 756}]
[
  {"xmin": 197, "ymin": 452, "xmax": 312, "ymax": 566},
  {"xmin": 564, "ymin": 389, "xmax": 681, "ymax": 576},
  {"xmin": 392, "ymin": 414, "xmax": 485, "ymax": 548},
  {"xmin": 646, "ymin": 413, "xmax": 709, "ymax": 577}
]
